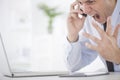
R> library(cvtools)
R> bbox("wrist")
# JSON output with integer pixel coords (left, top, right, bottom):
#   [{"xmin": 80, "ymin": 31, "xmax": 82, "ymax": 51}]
[
  {"xmin": 67, "ymin": 34, "xmax": 79, "ymax": 42},
  {"xmin": 114, "ymin": 49, "xmax": 120, "ymax": 64}
]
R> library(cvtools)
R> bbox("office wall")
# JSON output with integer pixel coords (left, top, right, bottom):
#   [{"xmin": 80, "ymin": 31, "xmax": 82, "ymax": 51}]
[
  {"xmin": 30, "ymin": 0, "xmax": 73, "ymax": 71},
  {"xmin": 0, "ymin": 0, "xmax": 32, "ymax": 71},
  {"xmin": 0, "ymin": 0, "xmax": 73, "ymax": 72}
]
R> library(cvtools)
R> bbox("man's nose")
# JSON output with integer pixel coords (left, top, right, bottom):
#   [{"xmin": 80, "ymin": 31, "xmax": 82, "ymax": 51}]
[{"xmin": 80, "ymin": 4, "xmax": 92, "ymax": 14}]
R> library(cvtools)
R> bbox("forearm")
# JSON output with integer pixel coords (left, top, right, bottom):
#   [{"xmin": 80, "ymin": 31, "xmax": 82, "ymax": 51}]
[
  {"xmin": 64, "ymin": 37, "xmax": 82, "ymax": 72},
  {"xmin": 67, "ymin": 34, "xmax": 79, "ymax": 42}
]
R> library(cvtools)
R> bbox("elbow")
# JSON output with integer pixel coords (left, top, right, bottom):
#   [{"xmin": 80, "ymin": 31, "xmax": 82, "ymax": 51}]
[{"xmin": 66, "ymin": 57, "xmax": 82, "ymax": 73}]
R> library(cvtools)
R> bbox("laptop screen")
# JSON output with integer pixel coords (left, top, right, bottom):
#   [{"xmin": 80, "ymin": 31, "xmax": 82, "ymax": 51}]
[{"xmin": 0, "ymin": 33, "xmax": 12, "ymax": 76}]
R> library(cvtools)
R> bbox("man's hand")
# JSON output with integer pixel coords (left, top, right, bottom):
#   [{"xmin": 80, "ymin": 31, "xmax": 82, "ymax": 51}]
[
  {"xmin": 83, "ymin": 17, "xmax": 120, "ymax": 64},
  {"xmin": 67, "ymin": 1, "xmax": 86, "ymax": 42}
]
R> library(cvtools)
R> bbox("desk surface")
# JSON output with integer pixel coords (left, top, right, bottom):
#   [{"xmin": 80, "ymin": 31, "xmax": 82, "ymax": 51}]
[{"xmin": 0, "ymin": 72, "xmax": 120, "ymax": 80}]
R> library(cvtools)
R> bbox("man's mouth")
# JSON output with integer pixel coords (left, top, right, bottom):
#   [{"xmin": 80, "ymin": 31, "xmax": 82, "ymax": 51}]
[{"xmin": 93, "ymin": 14, "xmax": 100, "ymax": 20}]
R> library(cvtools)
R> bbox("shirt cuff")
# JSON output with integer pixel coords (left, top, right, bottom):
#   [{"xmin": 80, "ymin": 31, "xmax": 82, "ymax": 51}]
[
  {"xmin": 64, "ymin": 36, "xmax": 80, "ymax": 54},
  {"xmin": 114, "ymin": 64, "xmax": 120, "ymax": 72}
]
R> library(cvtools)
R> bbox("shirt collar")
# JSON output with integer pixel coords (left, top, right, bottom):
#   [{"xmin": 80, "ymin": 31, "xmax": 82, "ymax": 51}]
[{"xmin": 111, "ymin": 0, "xmax": 120, "ymax": 27}]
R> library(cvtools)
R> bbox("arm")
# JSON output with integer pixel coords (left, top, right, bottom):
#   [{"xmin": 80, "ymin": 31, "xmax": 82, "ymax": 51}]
[
  {"xmin": 65, "ymin": 1, "xmax": 86, "ymax": 72},
  {"xmin": 65, "ymin": 30, "xmax": 98, "ymax": 72},
  {"xmin": 65, "ymin": 1, "xmax": 99, "ymax": 72},
  {"xmin": 65, "ymin": 17, "xmax": 98, "ymax": 72}
]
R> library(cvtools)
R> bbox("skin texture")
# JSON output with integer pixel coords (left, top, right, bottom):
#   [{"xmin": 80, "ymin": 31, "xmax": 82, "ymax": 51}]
[{"xmin": 67, "ymin": 0, "xmax": 120, "ymax": 64}]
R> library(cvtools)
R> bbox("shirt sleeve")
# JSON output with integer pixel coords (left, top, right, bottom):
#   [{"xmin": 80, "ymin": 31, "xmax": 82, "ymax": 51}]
[
  {"xmin": 114, "ymin": 64, "xmax": 120, "ymax": 72},
  {"xmin": 64, "ymin": 17, "xmax": 98, "ymax": 73},
  {"xmin": 64, "ymin": 36, "xmax": 82, "ymax": 72}
]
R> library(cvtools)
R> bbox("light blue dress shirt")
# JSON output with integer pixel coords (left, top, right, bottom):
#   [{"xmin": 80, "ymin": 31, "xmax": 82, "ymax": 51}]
[{"xmin": 65, "ymin": 0, "xmax": 120, "ymax": 72}]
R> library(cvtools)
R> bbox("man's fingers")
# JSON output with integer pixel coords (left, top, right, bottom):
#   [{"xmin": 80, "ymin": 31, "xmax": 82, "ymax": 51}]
[
  {"xmin": 70, "ymin": 1, "xmax": 78, "ymax": 11},
  {"xmin": 106, "ymin": 17, "xmax": 112, "ymax": 36},
  {"xmin": 113, "ymin": 24, "xmax": 120, "ymax": 39},
  {"xmin": 83, "ymin": 32, "xmax": 101, "ymax": 44},
  {"xmin": 70, "ymin": 9, "xmax": 83, "ymax": 14},
  {"xmin": 92, "ymin": 21, "xmax": 105, "ymax": 37},
  {"xmin": 85, "ymin": 42, "xmax": 98, "ymax": 51}
]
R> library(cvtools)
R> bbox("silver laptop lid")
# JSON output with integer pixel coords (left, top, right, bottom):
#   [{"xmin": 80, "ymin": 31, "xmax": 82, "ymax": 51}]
[
  {"xmin": 0, "ymin": 33, "xmax": 13, "ymax": 76},
  {"xmin": 0, "ymin": 33, "xmax": 68, "ymax": 77}
]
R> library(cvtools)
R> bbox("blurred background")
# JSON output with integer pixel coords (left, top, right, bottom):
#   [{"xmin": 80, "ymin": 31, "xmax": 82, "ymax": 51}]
[
  {"xmin": 0, "ymin": 0, "xmax": 106, "ymax": 73},
  {"xmin": 0, "ymin": 0, "xmax": 73, "ymax": 72}
]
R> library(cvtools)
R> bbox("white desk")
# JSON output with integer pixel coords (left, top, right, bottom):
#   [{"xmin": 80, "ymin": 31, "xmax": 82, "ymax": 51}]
[{"xmin": 0, "ymin": 72, "xmax": 120, "ymax": 80}]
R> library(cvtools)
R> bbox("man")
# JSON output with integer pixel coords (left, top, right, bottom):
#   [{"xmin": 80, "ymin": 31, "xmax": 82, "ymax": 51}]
[{"xmin": 65, "ymin": 0, "xmax": 120, "ymax": 72}]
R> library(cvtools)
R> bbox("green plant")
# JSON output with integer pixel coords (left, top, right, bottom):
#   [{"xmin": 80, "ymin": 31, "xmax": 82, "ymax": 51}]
[{"xmin": 38, "ymin": 3, "xmax": 63, "ymax": 34}]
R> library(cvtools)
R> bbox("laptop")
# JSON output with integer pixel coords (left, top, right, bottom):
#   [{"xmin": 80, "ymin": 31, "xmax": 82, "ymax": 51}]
[
  {"xmin": 58, "ymin": 71, "xmax": 109, "ymax": 77},
  {"xmin": 0, "ymin": 33, "xmax": 68, "ymax": 78}
]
